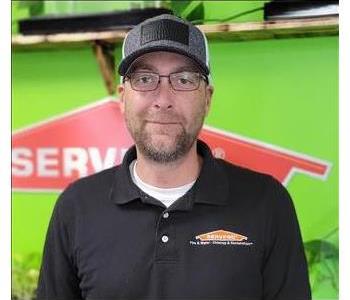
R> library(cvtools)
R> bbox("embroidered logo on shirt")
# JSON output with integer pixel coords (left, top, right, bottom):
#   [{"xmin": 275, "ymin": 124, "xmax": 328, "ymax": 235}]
[{"xmin": 190, "ymin": 229, "xmax": 253, "ymax": 246}]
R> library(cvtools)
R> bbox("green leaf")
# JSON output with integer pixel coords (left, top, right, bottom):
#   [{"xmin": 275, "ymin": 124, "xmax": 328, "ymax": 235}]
[
  {"xmin": 169, "ymin": 0, "xmax": 204, "ymax": 23},
  {"xmin": 304, "ymin": 237, "xmax": 339, "ymax": 297}
]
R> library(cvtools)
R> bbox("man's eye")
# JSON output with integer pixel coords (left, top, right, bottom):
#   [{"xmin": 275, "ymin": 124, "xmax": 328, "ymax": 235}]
[
  {"xmin": 171, "ymin": 71, "xmax": 198, "ymax": 84},
  {"xmin": 134, "ymin": 74, "xmax": 154, "ymax": 84},
  {"xmin": 140, "ymin": 76, "xmax": 151, "ymax": 83},
  {"xmin": 179, "ymin": 78, "xmax": 191, "ymax": 84}
]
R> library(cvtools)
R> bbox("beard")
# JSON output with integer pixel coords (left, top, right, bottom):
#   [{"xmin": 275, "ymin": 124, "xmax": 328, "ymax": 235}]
[{"xmin": 125, "ymin": 109, "xmax": 205, "ymax": 164}]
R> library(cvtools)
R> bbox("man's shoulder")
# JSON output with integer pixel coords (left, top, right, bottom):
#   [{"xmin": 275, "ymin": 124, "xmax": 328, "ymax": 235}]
[
  {"xmin": 214, "ymin": 158, "xmax": 285, "ymax": 198},
  {"xmin": 216, "ymin": 158, "xmax": 275, "ymax": 184},
  {"xmin": 56, "ymin": 165, "xmax": 121, "ymax": 208},
  {"xmin": 68, "ymin": 165, "xmax": 119, "ymax": 192}
]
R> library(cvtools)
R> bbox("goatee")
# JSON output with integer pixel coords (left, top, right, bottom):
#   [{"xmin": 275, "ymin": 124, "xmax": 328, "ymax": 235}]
[{"xmin": 134, "ymin": 126, "xmax": 197, "ymax": 163}]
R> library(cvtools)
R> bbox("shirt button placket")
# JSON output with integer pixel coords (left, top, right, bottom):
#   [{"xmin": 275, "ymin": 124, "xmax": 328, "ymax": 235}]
[{"xmin": 155, "ymin": 211, "xmax": 177, "ymax": 262}]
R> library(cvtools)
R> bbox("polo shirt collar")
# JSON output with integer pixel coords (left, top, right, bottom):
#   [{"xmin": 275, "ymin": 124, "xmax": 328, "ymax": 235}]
[{"xmin": 110, "ymin": 139, "xmax": 230, "ymax": 209}]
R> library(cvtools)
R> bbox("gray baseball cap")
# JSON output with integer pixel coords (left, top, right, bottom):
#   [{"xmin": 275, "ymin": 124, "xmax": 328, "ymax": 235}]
[{"xmin": 118, "ymin": 14, "xmax": 210, "ymax": 76}]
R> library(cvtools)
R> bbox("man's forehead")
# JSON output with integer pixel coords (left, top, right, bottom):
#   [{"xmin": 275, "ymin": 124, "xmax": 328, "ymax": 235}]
[{"xmin": 128, "ymin": 51, "xmax": 201, "ymax": 72}]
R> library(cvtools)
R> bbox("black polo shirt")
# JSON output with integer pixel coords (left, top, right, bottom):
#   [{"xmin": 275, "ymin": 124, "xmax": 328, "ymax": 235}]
[{"xmin": 37, "ymin": 140, "xmax": 311, "ymax": 300}]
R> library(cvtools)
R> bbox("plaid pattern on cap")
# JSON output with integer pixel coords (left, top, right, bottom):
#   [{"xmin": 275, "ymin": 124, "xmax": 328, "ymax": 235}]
[{"xmin": 118, "ymin": 14, "xmax": 210, "ymax": 76}]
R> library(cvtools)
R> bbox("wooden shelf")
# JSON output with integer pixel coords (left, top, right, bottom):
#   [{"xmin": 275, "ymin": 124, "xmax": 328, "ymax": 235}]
[
  {"xmin": 12, "ymin": 16, "xmax": 338, "ymax": 95},
  {"xmin": 200, "ymin": 16, "xmax": 338, "ymax": 41},
  {"xmin": 12, "ymin": 16, "xmax": 338, "ymax": 50}
]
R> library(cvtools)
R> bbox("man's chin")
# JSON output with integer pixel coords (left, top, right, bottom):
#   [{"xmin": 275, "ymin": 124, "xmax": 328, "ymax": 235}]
[
  {"xmin": 137, "ymin": 134, "xmax": 186, "ymax": 163},
  {"xmin": 147, "ymin": 136, "xmax": 177, "ymax": 154}
]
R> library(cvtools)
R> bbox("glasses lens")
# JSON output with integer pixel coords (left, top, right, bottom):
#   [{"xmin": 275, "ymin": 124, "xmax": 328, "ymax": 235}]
[
  {"xmin": 170, "ymin": 72, "xmax": 200, "ymax": 91},
  {"xmin": 130, "ymin": 72, "xmax": 158, "ymax": 91}
]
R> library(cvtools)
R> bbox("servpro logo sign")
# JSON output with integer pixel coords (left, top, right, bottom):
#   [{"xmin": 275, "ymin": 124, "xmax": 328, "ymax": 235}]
[
  {"xmin": 12, "ymin": 99, "xmax": 331, "ymax": 192},
  {"xmin": 190, "ymin": 230, "xmax": 254, "ymax": 246}
]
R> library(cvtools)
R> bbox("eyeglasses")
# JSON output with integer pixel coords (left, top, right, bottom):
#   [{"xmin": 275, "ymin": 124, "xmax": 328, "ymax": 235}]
[{"xmin": 123, "ymin": 71, "xmax": 208, "ymax": 92}]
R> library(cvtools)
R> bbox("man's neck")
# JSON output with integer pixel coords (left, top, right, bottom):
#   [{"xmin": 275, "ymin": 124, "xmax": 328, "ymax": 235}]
[{"xmin": 135, "ymin": 143, "xmax": 202, "ymax": 188}]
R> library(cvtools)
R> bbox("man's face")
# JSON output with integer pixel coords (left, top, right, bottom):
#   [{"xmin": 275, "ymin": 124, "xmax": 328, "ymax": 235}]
[{"xmin": 118, "ymin": 51, "xmax": 213, "ymax": 163}]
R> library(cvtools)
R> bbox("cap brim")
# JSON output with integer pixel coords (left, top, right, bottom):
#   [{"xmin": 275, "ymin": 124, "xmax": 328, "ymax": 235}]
[{"xmin": 118, "ymin": 45, "xmax": 209, "ymax": 76}]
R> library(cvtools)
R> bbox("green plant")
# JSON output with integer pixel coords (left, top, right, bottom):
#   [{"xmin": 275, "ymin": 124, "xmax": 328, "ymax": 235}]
[
  {"xmin": 12, "ymin": 253, "xmax": 41, "ymax": 300},
  {"xmin": 167, "ymin": 0, "xmax": 205, "ymax": 23},
  {"xmin": 304, "ymin": 229, "xmax": 339, "ymax": 298},
  {"xmin": 16, "ymin": 1, "xmax": 45, "ymax": 17}
]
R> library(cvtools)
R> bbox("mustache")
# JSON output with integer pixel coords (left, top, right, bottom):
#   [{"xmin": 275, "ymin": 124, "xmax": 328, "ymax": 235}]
[{"xmin": 143, "ymin": 112, "xmax": 183, "ymax": 124}]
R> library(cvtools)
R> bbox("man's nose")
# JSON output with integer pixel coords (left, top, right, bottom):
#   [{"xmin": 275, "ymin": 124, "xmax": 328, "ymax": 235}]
[{"xmin": 153, "ymin": 77, "xmax": 174, "ymax": 110}]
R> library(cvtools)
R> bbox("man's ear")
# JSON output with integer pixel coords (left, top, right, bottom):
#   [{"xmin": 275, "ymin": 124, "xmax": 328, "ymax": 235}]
[
  {"xmin": 204, "ymin": 85, "xmax": 214, "ymax": 117},
  {"xmin": 117, "ymin": 84, "xmax": 125, "ymax": 114}
]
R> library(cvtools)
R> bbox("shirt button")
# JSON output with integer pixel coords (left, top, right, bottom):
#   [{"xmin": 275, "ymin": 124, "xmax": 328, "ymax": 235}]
[
  {"xmin": 163, "ymin": 212, "xmax": 169, "ymax": 219},
  {"xmin": 161, "ymin": 235, "xmax": 169, "ymax": 243}
]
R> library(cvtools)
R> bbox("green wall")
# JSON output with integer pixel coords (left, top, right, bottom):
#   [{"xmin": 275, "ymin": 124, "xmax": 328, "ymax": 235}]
[{"xmin": 207, "ymin": 37, "xmax": 338, "ymax": 242}]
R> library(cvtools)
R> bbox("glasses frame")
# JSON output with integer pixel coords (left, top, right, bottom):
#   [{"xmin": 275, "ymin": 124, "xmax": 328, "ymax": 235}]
[{"xmin": 123, "ymin": 71, "xmax": 209, "ymax": 92}]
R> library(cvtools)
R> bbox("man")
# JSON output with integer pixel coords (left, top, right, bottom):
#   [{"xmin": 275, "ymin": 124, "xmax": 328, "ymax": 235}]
[{"xmin": 37, "ymin": 14, "xmax": 311, "ymax": 300}]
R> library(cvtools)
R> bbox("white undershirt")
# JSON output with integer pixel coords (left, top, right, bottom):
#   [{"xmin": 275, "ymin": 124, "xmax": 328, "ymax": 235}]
[{"xmin": 129, "ymin": 159, "xmax": 196, "ymax": 208}]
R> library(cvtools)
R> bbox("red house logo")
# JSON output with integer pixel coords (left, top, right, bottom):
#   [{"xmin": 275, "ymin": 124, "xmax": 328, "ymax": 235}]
[{"xmin": 12, "ymin": 99, "xmax": 331, "ymax": 192}]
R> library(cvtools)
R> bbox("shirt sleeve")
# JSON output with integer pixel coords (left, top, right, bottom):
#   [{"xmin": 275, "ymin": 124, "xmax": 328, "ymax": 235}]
[
  {"xmin": 262, "ymin": 177, "xmax": 312, "ymax": 300},
  {"xmin": 36, "ymin": 186, "xmax": 82, "ymax": 300}
]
